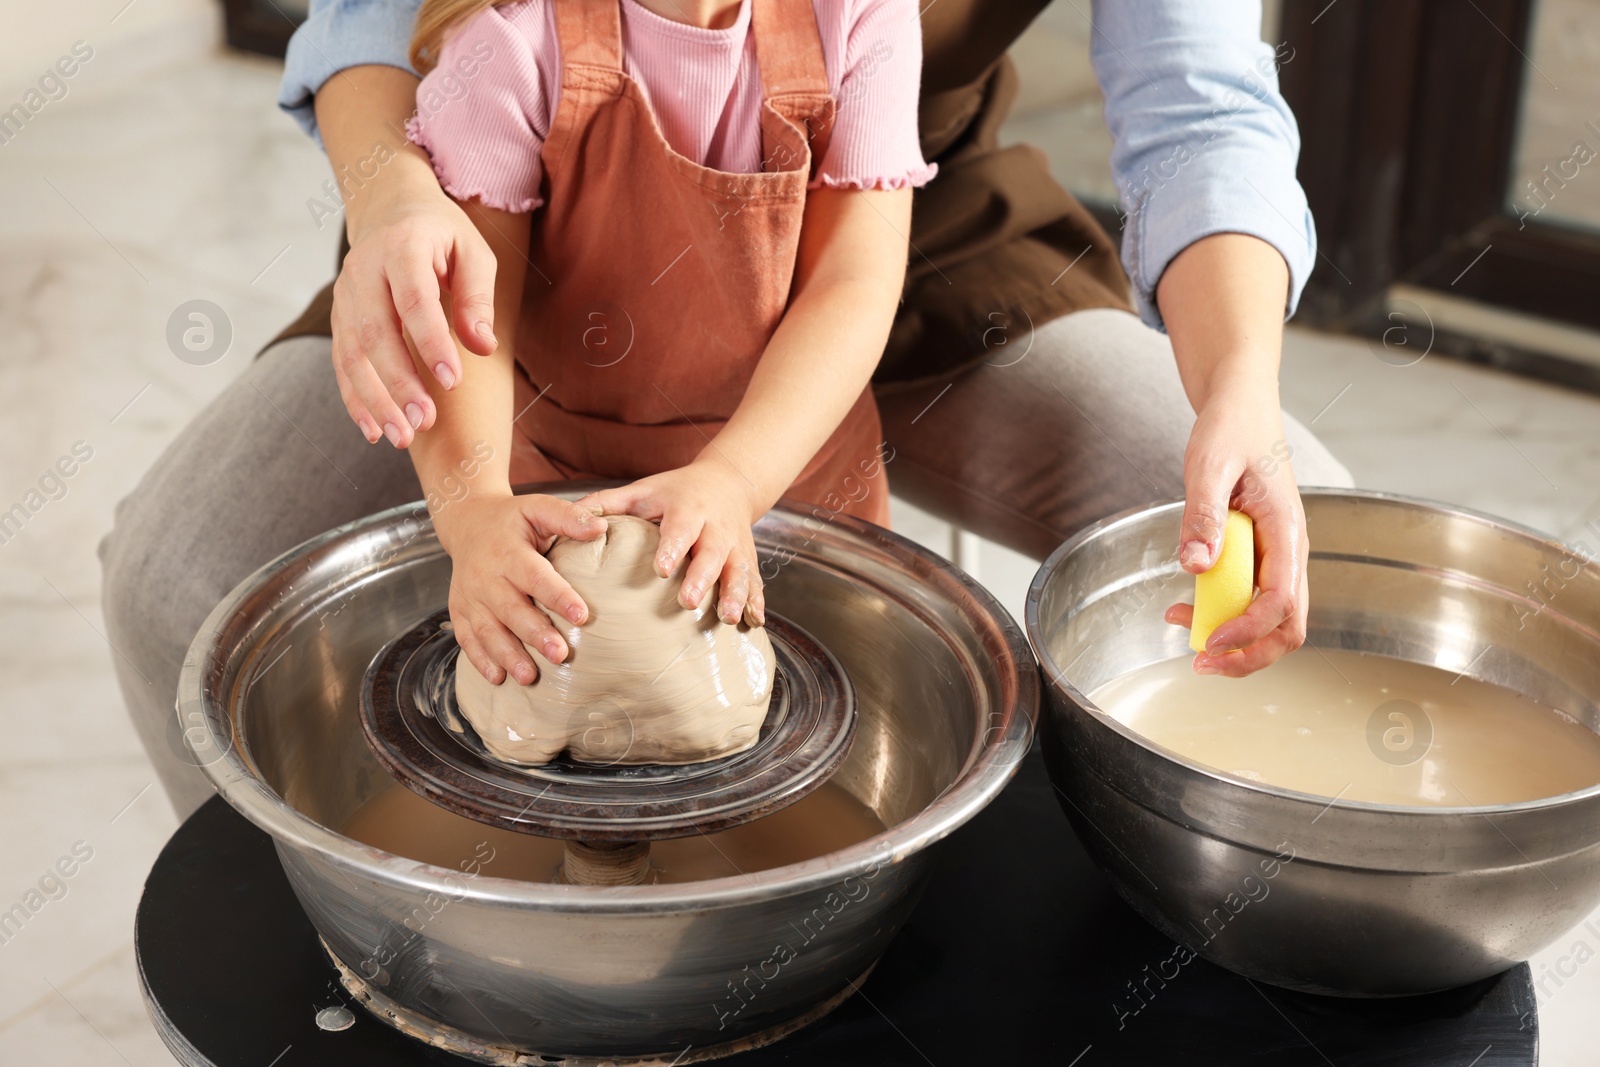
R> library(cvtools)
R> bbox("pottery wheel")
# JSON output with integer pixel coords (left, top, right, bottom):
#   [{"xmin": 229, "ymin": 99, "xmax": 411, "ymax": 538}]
[{"xmin": 358, "ymin": 608, "xmax": 857, "ymax": 846}]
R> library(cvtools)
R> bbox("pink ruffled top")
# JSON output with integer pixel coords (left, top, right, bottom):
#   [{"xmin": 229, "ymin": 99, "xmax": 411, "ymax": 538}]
[{"xmin": 406, "ymin": 0, "xmax": 936, "ymax": 212}]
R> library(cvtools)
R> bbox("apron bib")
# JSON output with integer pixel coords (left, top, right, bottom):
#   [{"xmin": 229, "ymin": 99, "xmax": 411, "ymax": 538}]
[{"xmin": 507, "ymin": 0, "xmax": 889, "ymax": 526}]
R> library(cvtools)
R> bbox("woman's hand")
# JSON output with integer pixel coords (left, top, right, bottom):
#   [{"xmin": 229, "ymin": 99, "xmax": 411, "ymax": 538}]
[
  {"xmin": 313, "ymin": 65, "xmax": 499, "ymax": 449},
  {"xmin": 331, "ymin": 168, "xmax": 499, "ymax": 448},
  {"xmin": 1155, "ymin": 232, "xmax": 1307, "ymax": 678},
  {"xmin": 578, "ymin": 460, "xmax": 766, "ymax": 627},
  {"xmin": 434, "ymin": 492, "xmax": 606, "ymax": 686},
  {"xmin": 1163, "ymin": 382, "xmax": 1308, "ymax": 676}
]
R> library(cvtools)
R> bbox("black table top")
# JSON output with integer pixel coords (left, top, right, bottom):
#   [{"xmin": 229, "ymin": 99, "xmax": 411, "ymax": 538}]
[{"xmin": 136, "ymin": 747, "xmax": 1537, "ymax": 1067}]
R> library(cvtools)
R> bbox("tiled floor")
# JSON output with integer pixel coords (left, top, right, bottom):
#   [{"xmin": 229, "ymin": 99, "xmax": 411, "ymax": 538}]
[{"xmin": 4, "ymin": 32, "xmax": 1600, "ymax": 1067}]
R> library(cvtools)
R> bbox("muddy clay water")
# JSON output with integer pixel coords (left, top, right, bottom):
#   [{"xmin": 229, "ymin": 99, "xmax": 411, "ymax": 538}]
[
  {"xmin": 342, "ymin": 779, "xmax": 886, "ymax": 883},
  {"xmin": 1088, "ymin": 648, "xmax": 1600, "ymax": 806}
]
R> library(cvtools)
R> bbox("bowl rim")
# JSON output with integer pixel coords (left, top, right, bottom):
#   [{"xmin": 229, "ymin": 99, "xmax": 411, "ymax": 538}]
[
  {"xmin": 1023, "ymin": 486, "xmax": 1600, "ymax": 818},
  {"xmin": 184, "ymin": 495, "xmax": 1040, "ymax": 911}
]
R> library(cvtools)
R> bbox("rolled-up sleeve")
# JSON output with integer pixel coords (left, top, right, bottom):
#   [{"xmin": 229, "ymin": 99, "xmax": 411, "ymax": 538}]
[
  {"xmin": 1090, "ymin": 0, "xmax": 1315, "ymax": 330},
  {"xmin": 278, "ymin": 0, "xmax": 425, "ymax": 143}
]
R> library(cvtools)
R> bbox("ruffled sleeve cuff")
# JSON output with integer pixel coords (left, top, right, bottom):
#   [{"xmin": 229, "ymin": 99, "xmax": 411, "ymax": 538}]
[
  {"xmin": 402, "ymin": 5, "xmax": 551, "ymax": 214},
  {"xmin": 405, "ymin": 114, "xmax": 544, "ymax": 213},
  {"xmin": 811, "ymin": 161, "xmax": 939, "ymax": 192}
]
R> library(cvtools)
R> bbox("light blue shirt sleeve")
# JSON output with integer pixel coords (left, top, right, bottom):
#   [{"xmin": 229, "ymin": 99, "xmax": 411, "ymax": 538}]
[
  {"xmin": 1090, "ymin": 1, "xmax": 1316, "ymax": 330},
  {"xmin": 277, "ymin": 0, "xmax": 425, "ymax": 143}
]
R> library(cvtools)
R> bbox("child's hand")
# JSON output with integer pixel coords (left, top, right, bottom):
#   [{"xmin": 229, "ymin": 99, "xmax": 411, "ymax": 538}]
[
  {"xmin": 433, "ymin": 493, "xmax": 607, "ymax": 685},
  {"xmin": 578, "ymin": 461, "xmax": 765, "ymax": 627}
]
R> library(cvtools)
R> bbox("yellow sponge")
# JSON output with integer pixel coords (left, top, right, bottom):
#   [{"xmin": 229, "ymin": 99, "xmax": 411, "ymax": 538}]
[{"xmin": 1189, "ymin": 509, "xmax": 1255, "ymax": 653}]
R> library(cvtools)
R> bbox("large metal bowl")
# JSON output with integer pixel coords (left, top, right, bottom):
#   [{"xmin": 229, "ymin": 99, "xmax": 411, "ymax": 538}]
[
  {"xmin": 1026, "ymin": 488, "xmax": 1600, "ymax": 996},
  {"xmin": 179, "ymin": 489, "xmax": 1035, "ymax": 1063}
]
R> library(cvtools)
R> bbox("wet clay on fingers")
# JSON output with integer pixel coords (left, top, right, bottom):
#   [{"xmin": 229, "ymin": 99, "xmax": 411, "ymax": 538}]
[{"xmin": 455, "ymin": 515, "xmax": 775, "ymax": 765}]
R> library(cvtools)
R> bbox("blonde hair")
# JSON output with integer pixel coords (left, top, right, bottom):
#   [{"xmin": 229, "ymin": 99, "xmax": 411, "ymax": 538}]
[{"xmin": 411, "ymin": 0, "xmax": 497, "ymax": 73}]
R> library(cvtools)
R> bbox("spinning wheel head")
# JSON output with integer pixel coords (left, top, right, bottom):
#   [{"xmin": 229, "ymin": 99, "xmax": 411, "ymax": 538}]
[{"xmin": 358, "ymin": 609, "xmax": 857, "ymax": 841}]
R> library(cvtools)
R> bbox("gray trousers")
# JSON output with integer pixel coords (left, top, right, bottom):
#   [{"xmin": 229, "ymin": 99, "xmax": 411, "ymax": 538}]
[{"xmin": 100, "ymin": 310, "xmax": 1354, "ymax": 820}]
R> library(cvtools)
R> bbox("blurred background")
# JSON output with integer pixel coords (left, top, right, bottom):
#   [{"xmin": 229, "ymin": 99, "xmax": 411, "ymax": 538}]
[{"xmin": 3, "ymin": 0, "xmax": 1599, "ymax": 1063}]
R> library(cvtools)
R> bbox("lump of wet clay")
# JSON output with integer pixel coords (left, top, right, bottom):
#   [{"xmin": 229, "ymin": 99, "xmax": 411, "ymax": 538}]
[{"xmin": 454, "ymin": 514, "xmax": 775, "ymax": 766}]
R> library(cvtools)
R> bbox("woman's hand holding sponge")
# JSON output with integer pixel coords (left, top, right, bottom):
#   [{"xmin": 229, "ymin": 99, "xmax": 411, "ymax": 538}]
[{"xmin": 1161, "ymin": 499, "xmax": 1303, "ymax": 678}]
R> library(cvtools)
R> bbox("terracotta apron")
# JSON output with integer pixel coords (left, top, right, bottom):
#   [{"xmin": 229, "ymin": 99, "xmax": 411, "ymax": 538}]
[
  {"xmin": 271, "ymin": 0, "xmax": 1132, "ymax": 398},
  {"xmin": 505, "ymin": 0, "xmax": 890, "ymax": 526}
]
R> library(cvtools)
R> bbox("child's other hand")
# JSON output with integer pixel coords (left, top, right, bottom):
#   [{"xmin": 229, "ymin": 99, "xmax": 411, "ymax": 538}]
[
  {"xmin": 578, "ymin": 461, "xmax": 765, "ymax": 627},
  {"xmin": 433, "ymin": 493, "xmax": 606, "ymax": 685}
]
